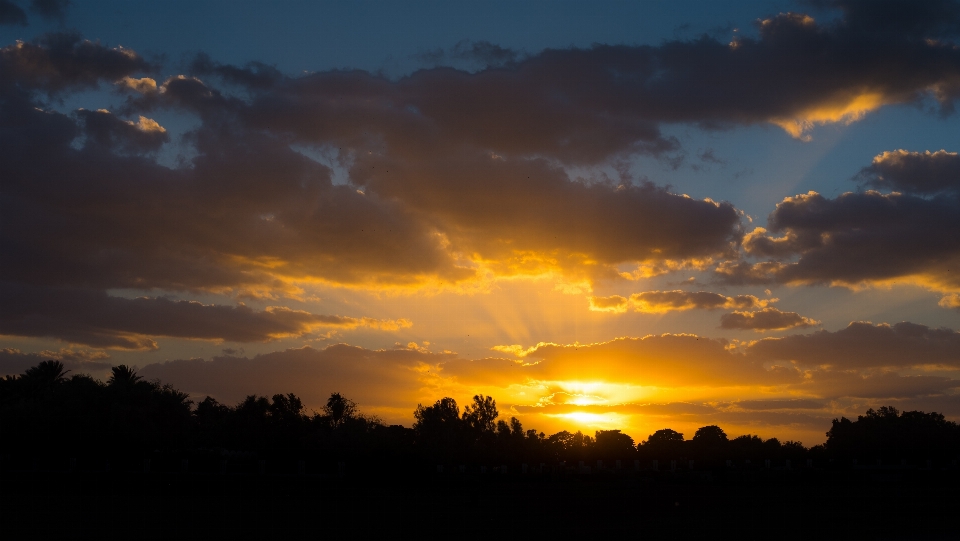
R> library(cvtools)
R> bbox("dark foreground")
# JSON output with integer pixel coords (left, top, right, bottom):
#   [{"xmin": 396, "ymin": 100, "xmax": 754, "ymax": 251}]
[{"xmin": 4, "ymin": 467, "xmax": 959, "ymax": 539}]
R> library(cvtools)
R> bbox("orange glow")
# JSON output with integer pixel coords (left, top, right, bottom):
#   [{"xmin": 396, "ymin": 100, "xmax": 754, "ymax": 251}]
[
  {"xmin": 552, "ymin": 411, "xmax": 624, "ymax": 430},
  {"xmin": 772, "ymin": 92, "xmax": 886, "ymax": 140}
]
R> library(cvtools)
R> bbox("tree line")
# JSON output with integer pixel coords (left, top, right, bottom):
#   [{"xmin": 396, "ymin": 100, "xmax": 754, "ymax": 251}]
[{"xmin": 2, "ymin": 361, "xmax": 959, "ymax": 468}]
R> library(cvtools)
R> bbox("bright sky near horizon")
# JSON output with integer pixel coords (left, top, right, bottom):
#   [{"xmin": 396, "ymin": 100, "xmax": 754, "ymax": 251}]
[{"xmin": 3, "ymin": 0, "xmax": 960, "ymax": 445}]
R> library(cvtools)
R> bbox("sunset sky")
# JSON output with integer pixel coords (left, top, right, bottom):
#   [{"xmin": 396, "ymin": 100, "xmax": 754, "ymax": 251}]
[{"xmin": 3, "ymin": 0, "xmax": 960, "ymax": 445}]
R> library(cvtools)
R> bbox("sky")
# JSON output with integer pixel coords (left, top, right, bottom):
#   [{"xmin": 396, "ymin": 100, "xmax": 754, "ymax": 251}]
[{"xmin": 3, "ymin": 0, "xmax": 960, "ymax": 445}]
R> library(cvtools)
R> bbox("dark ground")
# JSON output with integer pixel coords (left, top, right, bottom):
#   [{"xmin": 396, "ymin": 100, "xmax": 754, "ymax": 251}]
[{"xmin": 3, "ymin": 467, "xmax": 959, "ymax": 539}]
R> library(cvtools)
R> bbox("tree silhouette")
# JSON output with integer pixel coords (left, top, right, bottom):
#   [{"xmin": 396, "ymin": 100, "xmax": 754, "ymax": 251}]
[
  {"xmin": 640, "ymin": 428, "xmax": 685, "ymax": 459},
  {"xmin": 21, "ymin": 360, "xmax": 69, "ymax": 395},
  {"xmin": 693, "ymin": 425, "xmax": 727, "ymax": 445},
  {"xmin": 826, "ymin": 406, "xmax": 960, "ymax": 460},
  {"xmin": 462, "ymin": 394, "xmax": 498, "ymax": 434},
  {"xmin": 595, "ymin": 430, "xmax": 636, "ymax": 459},
  {"xmin": 413, "ymin": 397, "xmax": 463, "ymax": 456},
  {"xmin": 107, "ymin": 365, "xmax": 142, "ymax": 387},
  {"xmin": 4, "ymin": 360, "xmax": 959, "ymax": 470},
  {"xmin": 645, "ymin": 428, "xmax": 684, "ymax": 445},
  {"xmin": 324, "ymin": 392, "xmax": 357, "ymax": 428}
]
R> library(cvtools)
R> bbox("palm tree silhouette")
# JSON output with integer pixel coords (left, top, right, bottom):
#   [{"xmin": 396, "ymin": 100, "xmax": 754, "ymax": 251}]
[
  {"xmin": 107, "ymin": 365, "xmax": 143, "ymax": 388},
  {"xmin": 22, "ymin": 360, "xmax": 69, "ymax": 394}
]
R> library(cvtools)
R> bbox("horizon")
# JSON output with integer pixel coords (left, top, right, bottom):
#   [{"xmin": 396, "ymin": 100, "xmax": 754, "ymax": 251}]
[{"xmin": 3, "ymin": 0, "xmax": 960, "ymax": 446}]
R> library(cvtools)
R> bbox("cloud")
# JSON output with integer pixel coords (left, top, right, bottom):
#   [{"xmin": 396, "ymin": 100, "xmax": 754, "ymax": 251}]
[
  {"xmin": 189, "ymin": 52, "xmax": 282, "ymax": 90},
  {"xmin": 0, "ymin": 0, "xmax": 27, "ymax": 26},
  {"xmin": 416, "ymin": 40, "xmax": 522, "ymax": 71},
  {"xmin": 940, "ymin": 293, "xmax": 960, "ymax": 309},
  {"xmin": 719, "ymin": 307, "xmax": 819, "ymax": 331},
  {"xmin": 513, "ymin": 401, "xmax": 717, "ymax": 417},
  {"xmin": 589, "ymin": 290, "xmax": 769, "ymax": 313},
  {"xmin": 628, "ymin": 290, "xmax": 768, "ymax": 313},
  {"xmin": 469, "ymin": 334, "xmax": 802, "ymax": 388},
  {"xmin": 13, "ymin": 5, "xmax": 960, "ymax": 303},
  {"xmin": 0, "ymin": 32, "xmax": 152, "ymax": 93},
  {"xmin": 736, "ymin": 189, "xmax": 960, "ymax": 291},
  {"xmin": 5, "ymin": 4, "xmax": 960, "ymax": 357},
  {"xmin": 29, "ymin": 0, "xmax": 68, "ymax": 22},
  {"xmin": 0, "ymin": 347, "xmax": 112, "ymax": 377},
  {"xmin": 227, "ymin": 7, "xmax": 960, "ymax": 164},
  {"xmin": 588, "ymin": 295, "xmax": 629, "ymax": 313},
  {"xmin": 746, "ymin": 321, "xmax": 960, "ymax": 369},
  {"xmin": 345, "ymin": 155, "xmax": 742, "ymax": 280},
  {"xmin": 801, "ymin": 370, "xmax": 960, "ymax": 399},
  {"xmin": 699, "ymin": 149, "xmax": 725, "ymax": 164},
  {"xmin": 512, "ymin": 400, "xmax": 833, "ymax": 436},
  {"xmin": 1, "ymin": 99, "xmax": 470, "ymax": 295},
  {"xmin": 2, "ymin": 35, "xmax": 745, "ymax": 301},
  {"xmin": 0, "ymin": 284, "xmax": 410, "ymax": 350},
  {"xmin": 856, "ymin": 149, "xmax": 960, "ymax": 195},
  {"xmin": 732, "ymin": 399, "xmax": 826, "ymax": 410},
  {"xmin": 713, "ymin": 260, "xmax": 784, "ymax": 286},
  {"xmin": 117, "ymin": 76, "xmax": 157, "ymax": 94},
  {"xmin": 134, "ymin": 329, "xmax": 960, "ymax": 428},
  {"xmin": 819, "ymin": 0, "xmax": 960, "ymax": 40},
  {"xmin": 138, "ymin": 344, "xmax": 454, "ymax": 417},
  {"xmin": 76, "ymin": 109, "xmax": 168, "ymax": 153}
]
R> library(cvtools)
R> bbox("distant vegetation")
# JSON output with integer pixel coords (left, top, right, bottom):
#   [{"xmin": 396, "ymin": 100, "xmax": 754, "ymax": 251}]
[{"xmin": 2, "ymin": 361, "xmax": 959, "ymax": 470}]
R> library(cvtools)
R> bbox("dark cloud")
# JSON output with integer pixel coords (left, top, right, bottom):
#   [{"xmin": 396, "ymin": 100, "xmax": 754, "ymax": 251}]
[
  {"xmin": 709, "ymin": 409, "xmax": 832, "ymax": 431},
  {"xmin": 133, "ymin": 334, "xmax": 960, "ymax": 425},
  {"xmin": 189, "ymin": 52, "xmax": 282, "ymax": 90},
  {"xmin": 76, "ymin": 108, "xmax": 168, "ymax": 153},
  {"xmin": 1, "ymin": 101, "xmax": 468, "ymax": 294},
  {"xmin": 29, "ymin": 0, "xmax": 68, "ymax": 22},
  {"xmin": 0, "ymin": 0, "xmax": 27, "ymax": 26},
  {"xmin": 349, "ymin": 159, "xmax": 741, "ymax": 274},
  {"xmin": 720, "ymin": 307, "xmax": 819, "ymax": 331},
  {"xmin": 802, "ymin": 370, "xmax": 960, "ymax": 399},
  {"xmin": 737, "ymin": 190, "xmax": 960, "ymax": 289},
  {"xmin": 449, "ymin": 40, "xmax": 520, "ymax": 67},
  {"xmin": 628, "ymin": 290, "xmax": 767, "ymax": 313},
  {"xmin": 0, "ymin": 35, "xmax": 744, "ymax": 303},
  {"xmin": 0, "ymin": 284, "xmax": 409, "ymax": 350},
  {"xmin": 734, "ymin": 399, "xmax": 826, "ymax": 410},
  {"xmin": 713, "ymin": 260, "xmax": 782, "ymax": 285},
  {"xmin": 0, "ymin": 32, "xmax": 152, "ymax": 93},
  {"xmin": 220, "ymin": 3, "xmax": 960, "ymax": 170},
  {"xmin": 418, "ymin": 40, "xmax": 522, "ymax": 71},
  {"xmin": 814, "ymin": 0, "xmax": 960, "ymax": 39},
  {"xmin": 856, "ymin": 149, "xmax": 960, "ymax": 195},
  {"xmin": 0, "ymin": 347, "xmax": 112, "ymax": 377},
  {"xmin": 880, "ymin": 393, "xmax": 960, "ymax": 417},
  {"xmin": 6, "ymin": 1, "xmax": 960, "ymax": 355},
  {"xmin": 138, "ymin": 344, "xmax": 453, "ymax": 415},
  {"xmin": 738, "ymin": 149, "xmax": 960, "ymax": 292},
  {"xmin": 698, "ymin": 148, "xmax": 726, "ymax": 165},
  {"xmin": 747, "ymin": 321, "xmax": 960, "ymax": 368}
]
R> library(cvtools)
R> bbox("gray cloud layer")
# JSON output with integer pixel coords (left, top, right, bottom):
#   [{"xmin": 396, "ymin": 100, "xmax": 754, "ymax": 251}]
[
  {"xmin": 720, "ymin": 307, "xmax": 819, "ymax": 331},
  {"xmin": 5, "ymin": 0, "xmax": 960, "ymax": 349},
  {"xmin": 0, "ymin": 284, "xmax": 406, "ymax": 350},
  {"xmin": 857, "ymin": 149, "xmax": 960, "ymax": 195},
  {"xmin": 748, "ymin": 321, "xmax": 960, "ymax": 368},
  {"xmin": 732, "ymin": 189, "xmax": 960, "ymax": 290}
]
